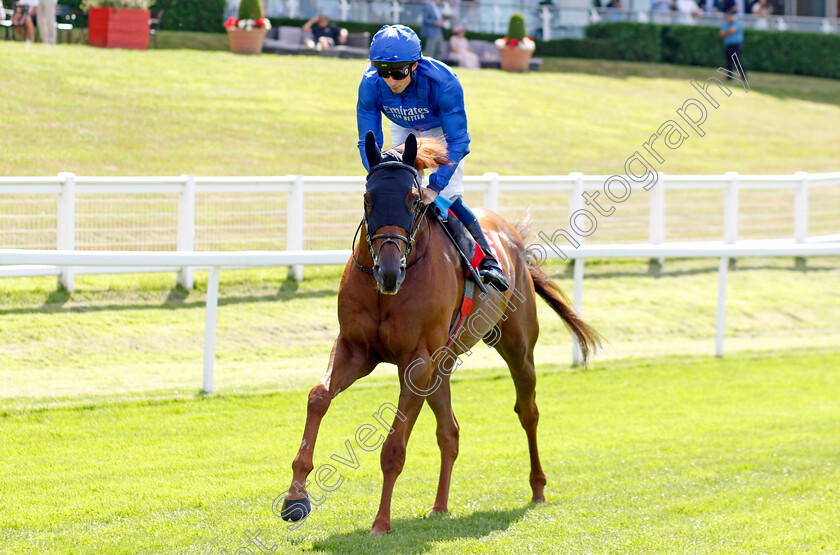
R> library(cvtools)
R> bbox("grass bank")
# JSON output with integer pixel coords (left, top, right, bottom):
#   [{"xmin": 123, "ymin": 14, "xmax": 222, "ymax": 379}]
[{"xmin": 1, "ymin": 42, "xmax": 839, "ymax": 176}]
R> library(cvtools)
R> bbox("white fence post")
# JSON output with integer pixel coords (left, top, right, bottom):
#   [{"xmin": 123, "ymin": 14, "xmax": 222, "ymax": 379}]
[
  {"xmin": 794, "ymin": 171, "xmax": 809, "ymax": 270},
  {"xmin": 649, "ymin": 172, "xmax": 665, "ymax": 264},
  {"xmin": 287, "ymin": 175, "xmax": 305, "ymax": 282},
  {"xmin": 202, "ymin": 266, "xmax": 221, "ymax": 394},
  {"xmin": 541, "ymin": 6, "xmax": 552, "ymax": 41},
  {"xmin": 56, "ymin": 172, "xmax": 76, "ymax": 292},
  {"xmin": 724, "ymin": 172, "xmax": 739, "ymax": 270},
  {"xmin": 177, "ymin": 175, "xmax": 196, "ymax": 290},
  {"xmin": 483, "ymin": 172, "xmax": 499, "ymax": 212},
  {"xmin": 390, "ymin": 0, "xmax": 402, "ymax": 23}
]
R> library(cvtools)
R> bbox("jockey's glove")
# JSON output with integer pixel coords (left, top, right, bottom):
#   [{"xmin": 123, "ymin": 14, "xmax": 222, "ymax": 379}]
[{"xmin": 432, "ymin": 194, "xmax": 453, "ymax": 221}]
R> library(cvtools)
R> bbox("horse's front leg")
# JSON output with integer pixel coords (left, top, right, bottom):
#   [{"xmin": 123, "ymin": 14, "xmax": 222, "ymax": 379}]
[
  {"xmin": 281, "ymin": 335, "xmax": 372, "ymax": 522},
  {"xmin": 425, "ymin": 371, "xmax": 458, "ymax": 517},
  {"xmin": 370, "ymin": 348, "xmax": 435, "ymax": 535}
]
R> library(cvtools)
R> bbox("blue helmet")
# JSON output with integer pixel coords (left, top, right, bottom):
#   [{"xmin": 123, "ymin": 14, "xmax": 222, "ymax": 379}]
[{"xmin": 369, "ymin": 25, "xmax": 422, "ymax": 68}]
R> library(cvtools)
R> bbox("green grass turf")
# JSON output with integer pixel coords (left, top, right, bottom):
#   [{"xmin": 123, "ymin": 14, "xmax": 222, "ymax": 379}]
[
  {"xmin": 1, "ymin": 42, "xmax": 839, "ymax": 177},
  {"xmin": 1, "ymin": 349, "xmax": 838, "ymax": 553}
]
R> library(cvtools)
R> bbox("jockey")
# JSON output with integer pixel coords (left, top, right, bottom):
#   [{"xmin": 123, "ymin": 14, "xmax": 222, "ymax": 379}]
[{"xmin": 357, "ymin": 24, "xmax": 510, "ymax": 292}]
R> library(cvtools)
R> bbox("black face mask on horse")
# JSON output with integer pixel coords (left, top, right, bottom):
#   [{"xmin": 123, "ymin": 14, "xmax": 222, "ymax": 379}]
[{"xmin": 362, "ymin": 131, "xmax": 425, "ymax": 294}]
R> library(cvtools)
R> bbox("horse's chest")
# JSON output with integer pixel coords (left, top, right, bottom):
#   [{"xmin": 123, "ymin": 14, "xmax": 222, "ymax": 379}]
[{"xmin": 376, "ymin": 310, "xmax": 418, "ymax": 355}]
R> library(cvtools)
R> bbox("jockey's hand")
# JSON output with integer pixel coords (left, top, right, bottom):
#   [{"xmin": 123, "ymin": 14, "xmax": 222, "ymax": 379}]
[
  {"xmin": 420, "ymin": 186, "xmax": 438, "ymax": 206},
  {"xmin": 432, "ymin": 194, "xmax": 453, "ymax": 221}
]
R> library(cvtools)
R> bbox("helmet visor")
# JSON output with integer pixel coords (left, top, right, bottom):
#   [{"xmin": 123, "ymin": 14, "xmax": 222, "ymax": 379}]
[{"xmin": 371, "ymin": 60, "xmax": 414, "ymax": 71}]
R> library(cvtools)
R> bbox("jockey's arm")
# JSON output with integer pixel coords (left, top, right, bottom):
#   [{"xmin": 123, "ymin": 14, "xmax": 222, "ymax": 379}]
[
  {"xmin": 429, "ymin": 79, "xmax": 470, "ymax": 192},
  {"xmin": 357, "ymin": 77, "xmax": 383, "ymax": 171}
]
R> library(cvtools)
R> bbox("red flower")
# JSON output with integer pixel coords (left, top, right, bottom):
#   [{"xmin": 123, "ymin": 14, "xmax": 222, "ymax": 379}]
[
  {"xmin": 256, "ymin": 18, "xmax": 268, "ymax": 28},
  {"xmin": 508, "ymin": 38, "xmax": 519, "ymax": 48},
  {"xmin": 224, "ymin": 16, "xmax": 238, "ymax": 28}
]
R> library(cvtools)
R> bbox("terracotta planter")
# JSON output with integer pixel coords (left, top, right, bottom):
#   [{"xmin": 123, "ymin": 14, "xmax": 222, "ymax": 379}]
[
  {"xmin": 88, "ymin": 7, "xmax": 150, "ymax": 50},
  {"xmin": 227, "ymin": 27, "xmax": 268, "ymax": 55},
  {"xmin": 498, "ymin": 47, "xmax": 533, "ymax": 72}
]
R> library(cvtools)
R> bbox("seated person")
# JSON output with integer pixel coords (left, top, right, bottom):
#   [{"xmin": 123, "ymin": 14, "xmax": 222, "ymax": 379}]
[
  {"xmin": 302, "ymin": 14, "xmax": 348, "ymax": 51},
  {"xmin": 12, "ymin": 0, "xmax": 38, "ymax": 43},
  {"xmin": 448, "ymin": 24, "xmax": 479, "ymax": 69},
  {"xmin": 751, "ymin": 0, "xmax": 773, "ymax": 15}
]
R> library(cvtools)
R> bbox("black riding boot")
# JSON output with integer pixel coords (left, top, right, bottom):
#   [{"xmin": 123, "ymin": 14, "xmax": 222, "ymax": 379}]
[{"xmin": 465, "ymin": 221, "xmax": 510, "ymax": 292}]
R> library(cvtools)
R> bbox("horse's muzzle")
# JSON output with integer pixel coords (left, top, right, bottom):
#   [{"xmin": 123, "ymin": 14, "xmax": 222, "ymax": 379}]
[{"xmin": 374, "ymin": 263, "xmax": 406, "ymax": 295}]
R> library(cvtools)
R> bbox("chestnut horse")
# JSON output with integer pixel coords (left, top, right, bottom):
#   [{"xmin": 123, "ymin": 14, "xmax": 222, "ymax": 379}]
[{"xmin": 281, "ymin": 132, "xmax": 598, "ymax": 535}]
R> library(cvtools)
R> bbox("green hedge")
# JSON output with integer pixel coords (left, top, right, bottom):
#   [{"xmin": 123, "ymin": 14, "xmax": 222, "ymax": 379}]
[
  {"xmin": 585, "ymin": 22, "xmax": 665, "ymax": 62},
  {"xmin": 572, "ymin": 22, "xmax": 840, "ymax": 80},
  {"xmin": 150, "ymin": 0, "xmax": 226, "ymax": 33},
  {"xmin": 535, "ymin": 38, "xmax": 620, "ymax": 60}
]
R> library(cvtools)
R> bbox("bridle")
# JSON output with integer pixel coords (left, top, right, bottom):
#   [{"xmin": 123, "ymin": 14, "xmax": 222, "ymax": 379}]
[{"xmin": 353, "ymin": 161, "xmax": 430, "ymax": 276}]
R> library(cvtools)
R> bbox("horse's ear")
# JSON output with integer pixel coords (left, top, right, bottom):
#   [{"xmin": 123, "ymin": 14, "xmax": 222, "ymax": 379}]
[
  {"xmin": 365, "ymin": 131, "xmax": 382, "ymax": 169},
  {"xmin": 402, "ymin": 133, "xmax": 418, "ymax": 169}
]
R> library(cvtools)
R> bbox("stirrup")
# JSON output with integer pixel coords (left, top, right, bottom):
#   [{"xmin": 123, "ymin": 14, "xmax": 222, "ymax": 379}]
[{"xmin": 478, "ymin": 259, "xmax": 509, "ymax": 292}]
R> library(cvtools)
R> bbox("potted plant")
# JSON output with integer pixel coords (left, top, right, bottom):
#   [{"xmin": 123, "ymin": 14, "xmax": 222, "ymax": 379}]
[
  {"xmin": 495, "ymin": 13, "xmax": 535, "ymax": 72},
  {"xmin": 224, "ymin": 0, "xmax": 271, "ymax": 55},
  {"xmin": 82, "ymin": 0, "xmax": 152, "ymax": 50}
]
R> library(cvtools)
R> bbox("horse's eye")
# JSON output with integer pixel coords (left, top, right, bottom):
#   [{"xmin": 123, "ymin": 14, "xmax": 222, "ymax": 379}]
[{"xmin": 408, "ymin": 193, "xmax": 421, "ymax": 212}]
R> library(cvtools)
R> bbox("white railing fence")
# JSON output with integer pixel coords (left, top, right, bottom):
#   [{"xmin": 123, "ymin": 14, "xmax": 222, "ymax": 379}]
[
  {"xmin": 2, "ymin": 172, "xmax": 840, "ymax": 292},
  {"xmin": 3, "ymin": 241, "xmax": 839, "ymax": 392}
]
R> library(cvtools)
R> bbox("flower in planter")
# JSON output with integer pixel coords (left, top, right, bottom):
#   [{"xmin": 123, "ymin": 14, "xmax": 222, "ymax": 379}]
[
  {"xmin": 224, "ymin": 16, "xmax": 271, "ymax": 31},
  {"xmin": 226, "ymin": 0, "xmax": 271, "ymax": 31},
  {"xmin": 494, "ymin": 36, "xmax": 536, "ymax": 51}
]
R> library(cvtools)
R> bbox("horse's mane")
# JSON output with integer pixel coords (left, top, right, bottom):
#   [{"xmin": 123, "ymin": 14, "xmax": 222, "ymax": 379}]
[{"xmin": 394, "ymin": 137, "xmax": 450, "ymax": 172}]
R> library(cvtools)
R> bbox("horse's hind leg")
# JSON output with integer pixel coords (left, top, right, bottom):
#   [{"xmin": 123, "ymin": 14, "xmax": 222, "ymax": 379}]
[
  {"xmin": 494, "ymin": 291, "xmax": 547, "ymax": 503},
  {"xmin": 281, "ymin": 335, "xmax": 373, "ymax": 522},
  {"xmin": 425, "ymin": 373, "xmax": 459, "ymax": 517}
]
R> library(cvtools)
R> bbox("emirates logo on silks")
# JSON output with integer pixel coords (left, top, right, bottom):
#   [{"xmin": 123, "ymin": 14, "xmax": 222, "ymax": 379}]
[{"xmin": 383, "ymin": 106, "xmax": 431, "ymax": 122}]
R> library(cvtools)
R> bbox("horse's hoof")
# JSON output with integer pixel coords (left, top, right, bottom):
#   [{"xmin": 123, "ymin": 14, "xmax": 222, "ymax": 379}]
[
  {"xmin": 531, "ymin": 494, "xmax": 547, "ymax": 504},
  {"xmin": 424, "ymin": 507, "xmax": 448, "ymax": 518},
  {"xmin": 370, "ymin": 518, "xmax": 391, "ymax": 535},
  {"xmin": 280, "ymin": 496, "xmax": 312, "ymax": 522}
]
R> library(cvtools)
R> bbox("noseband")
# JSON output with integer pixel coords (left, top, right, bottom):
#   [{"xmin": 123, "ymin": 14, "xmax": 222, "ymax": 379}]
[{"xmin": 353, "ymin": 161, "xmax": 429, "ymax": 276}]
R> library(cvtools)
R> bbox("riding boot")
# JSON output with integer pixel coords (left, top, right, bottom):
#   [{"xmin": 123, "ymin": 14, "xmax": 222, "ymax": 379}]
[{"xmin": 464, "ymin": 221, "xmax": 510, "ymax": 292}]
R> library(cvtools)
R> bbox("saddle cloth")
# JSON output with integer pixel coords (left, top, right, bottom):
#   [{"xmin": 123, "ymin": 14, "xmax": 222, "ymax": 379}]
[{"xmin": 439, "ymin": 213, "xmax": 499, "ymax": 349}]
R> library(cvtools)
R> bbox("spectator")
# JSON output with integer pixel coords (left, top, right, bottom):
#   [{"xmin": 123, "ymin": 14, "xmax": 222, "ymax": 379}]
[
  {"xmin": 751, "ymin": 0, "xmax": 773, "ymax": 14},
  {"xmin": 448, "ymin": 24, "xmax": 480, "ymax": 69},
  {"xmin": 606, "ymin": 0, "xmax": 623, "ymax": 21},
  {"xmin": 302, "ymin": 14, "xmax": 347, "ymax": 51},
  {"xmin": 422, "ymin": 0, "xmax": 445, "ymax": 60},
  {"xmin": 652, "ymin": 0, "xmax": 673, "ymax": 12},
  {"xmin": 12, "ymin": 0, "xmax": 38, "ymax": 43},
  {"xmin": 675, "ymin": 0, "xmax": 702, "ymax": 21},
  {"xmin": 719, "ymin": 8, "xmax": 745, "ymax": 79}
]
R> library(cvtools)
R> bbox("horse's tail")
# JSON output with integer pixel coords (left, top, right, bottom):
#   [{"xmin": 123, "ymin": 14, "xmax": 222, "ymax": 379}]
[{"xmin": 515, "ymin": 217, "xmax": 601, "ymax": 365}]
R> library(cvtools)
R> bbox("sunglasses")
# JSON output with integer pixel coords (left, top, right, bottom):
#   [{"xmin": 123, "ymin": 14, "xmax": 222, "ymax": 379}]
[{"xmin": 376, "ymin": 65, "xmax": 412, "ymax": 80}]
